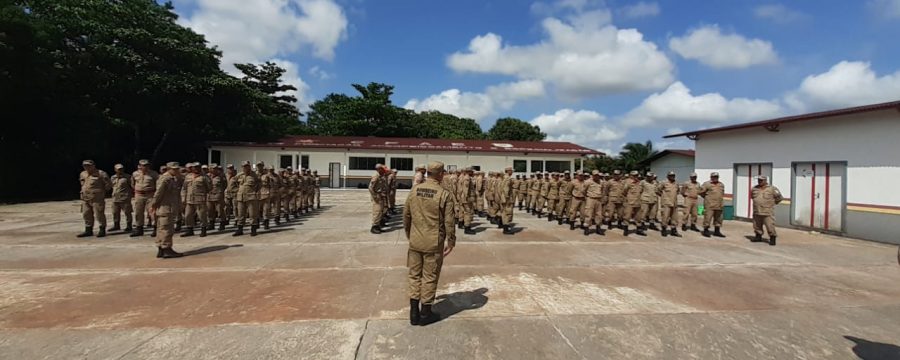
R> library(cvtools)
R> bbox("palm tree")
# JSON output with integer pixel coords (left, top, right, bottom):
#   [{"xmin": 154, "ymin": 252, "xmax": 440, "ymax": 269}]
[{"xmin": 618, "ymin": 140, "xmax": 658, "ymax": 171}]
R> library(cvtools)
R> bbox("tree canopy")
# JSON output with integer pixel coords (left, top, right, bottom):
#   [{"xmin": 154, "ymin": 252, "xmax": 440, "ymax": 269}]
[
  {"xmin": 584, "ymin": 141, "xmax": 659, "ymax": 173},
  {"xmin": 486, "ymin": 117, "xmax": 547, "ymax": 142}
]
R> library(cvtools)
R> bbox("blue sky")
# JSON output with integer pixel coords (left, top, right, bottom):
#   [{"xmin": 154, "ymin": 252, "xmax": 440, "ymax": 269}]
[{"xmin": 169, "ymin": 0, "xmax": 900, "ymax": 154}]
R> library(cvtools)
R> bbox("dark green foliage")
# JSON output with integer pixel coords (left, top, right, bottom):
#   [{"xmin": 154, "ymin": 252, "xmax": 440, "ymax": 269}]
[
  {"xmin": 486, "ymin": 117, "xmax": 547, "ymax": 142},
  {"xmin": 584, "ymin": 140, "xmax": 659, "ymax": 173}
]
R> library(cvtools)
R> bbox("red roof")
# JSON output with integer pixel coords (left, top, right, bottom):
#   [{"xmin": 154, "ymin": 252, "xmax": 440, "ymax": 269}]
[
  {"xmin": 664, "ymin": 100, "xmax": 900, "ymax": 139},
  {"xmin": 209, "ymin": 136, "xmax": 603, "ymax": 156}
]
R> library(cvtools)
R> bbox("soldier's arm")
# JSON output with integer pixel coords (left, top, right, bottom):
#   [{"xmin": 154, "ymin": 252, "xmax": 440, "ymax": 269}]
[
  {"xmin": 773, "ymin": 188, "xmax": 784, "ymax": 204},
  {"xmin": 698, "ymin": 183, "xmax": 708, "ymax": 197},
  {"xmin": 150, "ymin": 177, "xmax": 167, "ymax": 209},
  {"xmin": 442, "ymin": 193, "xmax": 457, "ymax": 251},
  {"xmin": 402, "ymin": 195, "xmax": 412, "ymax": 239}
]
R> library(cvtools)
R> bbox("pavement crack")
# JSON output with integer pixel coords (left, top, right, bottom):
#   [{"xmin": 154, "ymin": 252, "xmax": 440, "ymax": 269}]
[
  {"xmin": 114, "ymin": 328, "xmax": 167, "ymax": 360},
  {"xmin": 353, "ymin": 319, "xmax": 371, "ymax": 360},
  {"xmin": 547, "ymin": 316, "xmax": 586, "ymax": 360}
]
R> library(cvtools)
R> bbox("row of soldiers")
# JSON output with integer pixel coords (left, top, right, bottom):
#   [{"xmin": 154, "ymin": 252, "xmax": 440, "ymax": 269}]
[
  {"xmin": 78, "ymin": 159, "xmax": 321, "ymax": 241},
  {"xmin": 368, "ymin": 166, "xmax": 400, "ymax": 234}
]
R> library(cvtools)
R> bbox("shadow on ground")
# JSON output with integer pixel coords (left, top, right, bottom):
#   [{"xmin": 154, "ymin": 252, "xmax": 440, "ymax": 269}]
[
  {"xmin": 432, "ymin": 287, "xmax": 489, "ymax": 323},
  {"xmin": 183, "ymin": 244, "xmax": 244, "ymax": 257},
  {"xmin": 845, "ymin": 336, "xmax": 900, "ymax": 360}
]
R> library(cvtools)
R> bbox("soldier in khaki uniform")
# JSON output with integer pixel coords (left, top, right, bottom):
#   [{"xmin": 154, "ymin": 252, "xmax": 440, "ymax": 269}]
[
  {"xmin": 483, "ymin": 172, "xmax": 496, "ymax": 223},
  {"xmin": 490, "ymin": 172, "xmax": 503, "ymax": 225},
  {"xmin": 225, "ymin": 164, "xmax": 238, "ymax": 223},
  {"xmin": 369, "ymin": 164, "xmax": 389, "ymax": 234},
  {"xmin": 312, "ymin": 170, "xmax": 320, "ymax": 209},
  {"xmin": 498, "ymin": 167, "xmax": 515, "ymax": 234},
  {"xmin": 545, "ymin": 173, "xmax": 560, "ymax": 222},
  {"xmin": 527, "ymin": 173, "xmax": 540, "ymax": 214},
  {"xmin": 523, "ymin": 174, "xmax": 534, "ymax": 211},
  {"xmin": 175, "ymin": 164, "xmax": 190, "ymax": 231},
  {"xmin": 131, "ymin": 159, "xmax": 158, "ymax": 237},
  {"xmin": 234, "ymin": 161, "xmax": 261, "ymax": 236},
  {"xmin": 78, "ymin": 160, "xmax": 112, "ymax": 238},
  {"xmin": 110, "ymin": 164, "xmax": 133, "ymax": 233},
  {"xmin": 257, "ymin": 163, "xmax": 274, "ymax": 230},
  {"xmin": 556, "ymin": 171, "xmax": 573, "ymax": 225},
  {"xmin": 459, "ymin": 168, "xmax": 477, "ymax": 234},
  {"xmin": 151, "ymin": 162, "xmax": 184, "ymax": 258},
  {"xmin": 657, "ymin": 171, "xmax": 682, "ymax": 237},
  {"xmin": 403, "ymin": 161, "xmax": 456, "ymax": 326},
  {"xmin": 700, "ymin": 172, "xmax": 727, "ymax": 238},
  {"xmin": 751, "ymin": 176, "xmax": 783, "ymax": 245},
  {"xmin": 681, "ymin": 173, "xmax": 702, "ymax": 232},
  {"xmin": 568, "ymin": 172, "xmax": 587, "ymax": 230},
  {"xmin": 605, "ymin": 170, "xmax": 626, "ymax": 230},
  {"xmin": 182, "ymin": 162, "xmax": 211, "ymax": 237},
  {"xmin": 474, "ymin": 171, "xmax": 485, "ymax": 215},
  {"xmin": 388, "ymin": 169, "xmax": 399, "ymax": 213},
  {"xmin": 413, "ymin": 165, "xmax": 426, "ymax": 186},
  {"xmin": 583, "ymin": 171, "xmax": 607, "ymax": 235},
  {"xmin": 622, "ymin": 171, "xmax": 646, "ymax": 236},
  {"xmin": 638, "ymin": 172, "xmax": 660, "ymax": 232},
  {"xmin": 207, "ymin": 164, "xmax": 227, "ymax": 231},
  {"xmin": 517, "ymin": 174, "xmax": 528, "ymax": 211}
]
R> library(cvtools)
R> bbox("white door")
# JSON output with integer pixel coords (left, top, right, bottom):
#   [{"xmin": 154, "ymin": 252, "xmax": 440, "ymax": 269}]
[
  {"xmin": 793, "ymin": 162, "xmax": 844, "ymax": 231},
  {"xmin": 734, "ymin": 163, "xmax": 773, "ymax": 218},
  {"xmin": 329, "ymin": 162, "xmax": 342, "ymax": 188}
]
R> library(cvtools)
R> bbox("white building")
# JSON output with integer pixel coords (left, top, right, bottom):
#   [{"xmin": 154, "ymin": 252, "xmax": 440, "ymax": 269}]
[
  {"xmin": 644, "ymin": 149, "xmax": 695, "ymax": 182},
  {"xmin": 207, "ymin": 135, "xmax": 601, "ymax": 188},
  {"xmin": 665, "ymin": 100, "xmax": 900, "ymax": 244}
]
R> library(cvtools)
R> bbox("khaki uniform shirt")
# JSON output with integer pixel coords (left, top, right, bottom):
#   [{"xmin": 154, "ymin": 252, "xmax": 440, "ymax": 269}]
[
  {"xmin": 111, "ymin": 173, "xmax": 132, "ymax": 202},
  {"xmin": 131, "ymin": 170, "xmax": 158, "ymax": 197},
  {"xmin": 585, "ymin": 179, "xmax": 604, "ymax": 199},
  {"xmin": 682, "ymin": 181, "xmax": 701, "ymax": 200},
  {"xmin": 699, "ymin": 181, "xmax": 726, "ymax": 210},
  {"xmin": 640, "ymin": 180, "xmax": 659, "ymax": 204},
  {"xmin": 752, "ymin": 185, "xmax": 783, "ymax": 216},
  {"xmin": 623, "ymin": 179, "xmax": 643, "ymax": 206},
  {"xmin": 413, "ymin": 172, "xmax": 425, "ymax": 186},
  {"xmin": 208, "ymin": 174, "xmax": 227, "ymax": 202},
  {"xmin": 259, "ymin": 172, "xmax": 274, "ymax": 200},
  {"xmin": 657, "ymin": 181, "xmax": 680, "ymax": 207},
  {"xmin": 529, "ymin": 178, "xmax": 541, "ymax": 195},
  {"xmin": 226, "ymin": 173, "xmax": 239, "ymax": 199},
  {"xmin": 571, "ymin": 179, "xmax": 586, "ymax": 198},
  {"xmin": 235, "ymin": 172, "xmax": 261, "ymax": 201},
  {"xmin": 539, "ymin": 179, "xmax": 550, "ymax": 197},
  {"xmin": 369, "ymin": 172, "xmax": 387, "ymax": 198},
  {"xmin": 79, "ymin": 170, "xmax": 111, "ymax": 202},
  {"xmin": 185, "ymin": 173, "xmax": 211, "ymax": 204},
  {"xmin": 547, "ymin": 179, "xmax": 560, "ymax": 200},
  {"xmin": 606, "ymin": 179, "xmax": 625, "ymax": 203},
  {"xmin": 151, "ymin": 173, "xmax": 180, "ymax": 216},
  {"xmin": 499, "ymin": 175, "xmax": 513, "ymax": 204},
  {"xmin": 559, "ymin": 180, "xmax": 573, "ymax": 199},
  {"xmin": 404, "ymin": 178, "xmax": 456, "ymax": 253}
]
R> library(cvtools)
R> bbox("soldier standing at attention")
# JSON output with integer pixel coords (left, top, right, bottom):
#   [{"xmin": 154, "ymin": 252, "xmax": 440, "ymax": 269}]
[
  {"xmin": 523, "ymin": 174, "xmax": 534, "ymax": 212},
  {"xmin": 183, "ymin": 163, "xmax": 211, "ymax": 237},
  {"xmin": 225, "ymin": 164, "xmax": 238, "ymax": 223},
  {"xmin": 622, "ymin": 171, "xmax": 646, "ymax": 236},
  {"xmin": 535, "ymin": 173, "xmax": 549, "ymax": 218},
  {"xmin": 605, "ymin": 170, "xmax": 626, "ymax": 230},
  {"xmin": 312, "ymin": 170, "xmax": 320, "ymax": 209},
  {"xmin": 681, "ymin": 173, "xmax": 702, "ymax": 232},
  {"xmin": 258, "ymin": 163, "xmax": 274, "ymax": 230},
  {"xmin": 207, "ymin": 164, "xmax": 227, "ymax": 231},
  {"xmin": 369, "ymin": 164, "xmax": 389, "ymax": 234},
  {"xmin": 151, "ymin": 162, "xmax": 184, "ymax": 258},
  {"xmin": 306, "ymin": 168, "xmax": 317, "ymax": 213},
  {"xmin": 413, "ymin": 165, "xmax": 426, "ymax": 186},
  {"xmin": 568, "ymin": 172, "xmax": 587, "ymax": 230},
  {"xmin": 556, "ymin": 171, "xmax": 573, "ymax": 225},
  {"xmin": 516, "ymin": 174, "xmax": 528, "ymax": 211},
  {"xmin": 460, "ymin": 168, "xmax": 477, "ymax": 234},
  {"xmin": 751, "ymin": 176, "xmax": 783, "ymax": 245},
  {"xmin": 527, "ymin": 173, "xmax": 540, "ymax": 214},
  {"xmin": 483, "ymin": 172, "xmax": 496, "ymax": 223},
  {"xmin": 699, "ymin": 172, "xmax": 726, "ymax": 238},
  {"xmin": 499, "ymin": 167, "xmax": 515, "ymax": 235},
  {"xmin": 657, "ymin": 171, "xmax": 682, "ymax": 237},
  {"xmin": 175, "ymin": 164, "xmax": 191, "ymax": 231},
  {"xmin": 474, "ymin": 171, "xmax": 485, "ymax": 216},
  {"xmin": 546, "ymin": 173, "xmax": 560, "ymax": 222},
  {"xmin": 78, "ymin": 160, "xmax": 112, "ymax": 238},
  {"xmin": 131, "ymin": 160, "xmax": 158, "ymax": 237},
  {"xmin": 110, "ymin": 164, "xmax": 133, "ymax": 233},
  {"xmin": 270, "ymin": 167, "xmax": 283, "ymax": 225},
  {"xmin": 639, "ymin": 172, "xmax": 660, "ymax": 232},
  {"xmin": 583, "ymin": 171, "xmax": 606, "ymax": 236},
  {"xmin": 389, "ymin": 169, "xmax": 399, "ymax": 213},
  {"xmin": 234, "ymin": 161, "xmax": 261, "ymax": 237},
  {"xmin": 403, "ymin": 161, "xmax": 456, "ymax": 326}
]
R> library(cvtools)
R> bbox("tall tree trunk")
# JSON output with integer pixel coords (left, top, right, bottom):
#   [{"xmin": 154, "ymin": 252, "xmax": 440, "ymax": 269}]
[{"xmin": 150, "ymin": 131, "xmax": 168, "ymax": 165}]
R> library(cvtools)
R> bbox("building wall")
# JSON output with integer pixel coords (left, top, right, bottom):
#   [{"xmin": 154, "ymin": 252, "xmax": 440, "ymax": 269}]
[
  {"xmin": 649, "ymin": 154, "xmax": 695, "ymax": 183},
  {"xmin": 209, "ymin": 146, "xmax": 586, "ymax": 188},
  {"xmin": 692, "ymin": 108, "xmax": 900, "ymax": 244}
]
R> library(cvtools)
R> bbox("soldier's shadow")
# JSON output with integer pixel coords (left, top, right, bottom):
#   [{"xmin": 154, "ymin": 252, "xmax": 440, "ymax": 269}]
[
  {"xmin": 433, "ymin": 287, "xmax": 489, "ymax": 322},
  {"xmin": 845, "ymin": 336, "xmax": 900, "ymax": 360}
]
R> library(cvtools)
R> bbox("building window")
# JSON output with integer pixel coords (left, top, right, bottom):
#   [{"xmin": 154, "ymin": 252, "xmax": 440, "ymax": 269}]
[
  {"xmin": 531, "ymin": 160, "xmax": 544, "ymax": 173},
  {"xmin": 513, "ymin": 160, "xmax": 527, "ymax": 173},
  {"xmin": 210, "ymin": 150, "xmax": 222, "ymax": 165},
  {"xmin": 279, "ymin": 155, "xmax": 292, "ymax": 169},
  {"xmin": 390, "ymin": 157, "xmax": 413, "ymax": 171},
  {"xmin": 349, "ymin": 157, "xmax": 385, "ymax": 170},
  {"xmin": 545, "ymin": 161, "xmax": 571, "ymax": 173},
  {"xmin": 301, "ymin": 155, "xmax": 309, "ymax": 169},
  {"xmin": 472, "ymin": 165, "xmax": 481, "ymax": 171}
]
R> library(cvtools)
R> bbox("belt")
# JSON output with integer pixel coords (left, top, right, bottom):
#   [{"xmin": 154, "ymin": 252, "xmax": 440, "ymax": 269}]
[
  {"xmin": 588, "ymin": 197, "xmax": 601, "ymax": 200},
  {"xmin": 134, "ymin": 190, "xmax": 155, "ymax": 195},
  {"xmin": 574, "ymin": 196, "xmax": 585, "ymax": 199}
]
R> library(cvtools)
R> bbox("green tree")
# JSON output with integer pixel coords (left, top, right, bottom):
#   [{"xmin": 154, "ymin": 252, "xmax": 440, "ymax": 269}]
[
  {"xmin": 486, "ymin": 117, "xmax": 547, "ymax": 141},
  {"xmin": 412, "ymin": 111, "xmax": 484, "ymax": 139},
  {"xmin": 619, "ymin": 140, "xmax": 658, "ymax": 171},
  {"xmin": 305, "ymin": 82, "xmax": 416, "ymax": 137}
]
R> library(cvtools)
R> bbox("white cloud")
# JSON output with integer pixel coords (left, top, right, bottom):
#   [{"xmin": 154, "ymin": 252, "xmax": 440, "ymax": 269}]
[
  {"xmin": 530, "ymin": 108, "xmax": 625, "ymax": 152},
  {"xmin": 669, "ymin": 25, "xmax": 778, "ymax": 69},
  {"xmin": 403, "ymin": 80, "xmax": 546, "ymax": 121},
  {"xmin": 620, "ymin": 2, "xmax": 660, "ymax": 19},
  {"xmin": 753, "ymin": 4, "xmax": 809, "ymax": 24},
  {"xmin": 447, "ymin": 12, "xmax": 674, "ymax": 97},
  {"xmin": 868, "ymin": 0, "xmax": 900, "ymax": 19},
  {"xmin": 308, "ymin": 66, "xmax": 332, "ymax": 80},
  {"xmin": 269, "ymin": 59, "xmax": 311, "ymax": 113},
  {"xmin": 784, "ymin": 61, "xmax": 900, "ymax": 112},
  {"xmin": 621, "ymin": 82, "xmax": 782, "ymax": 127},
  {"xmin": 176, "ymin": 0, "xmax": 349, "ymax": 109}
]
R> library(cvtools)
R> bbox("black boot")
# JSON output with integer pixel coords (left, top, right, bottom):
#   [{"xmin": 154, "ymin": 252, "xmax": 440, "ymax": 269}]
[
  {"xmin": 682, "ymin": 224, "xmax": 688, "ymax": 232},
  {"xmin": 370, "ymin": 226, "xmax": 381, "ymax": 234},
  {"xmin": 219, "ymin": 222, "xmax": 227, "ymax": 231},
  {"xmin": 156, "ymin": 247, "xmax": 163, "ymax": 258},
  {"xmin": 569, "ymin": 221, "xmax": 576, "ymax": 230},
  {"xmin": 161, "ymin": 247, "xmax": 183, "ymax": 259},
  {"xmin": 464, "ymin": 226, "xmax": 476, "ymax": 235},
  {"xmin": 175, "ymin": 221, "xmax": 182, "ymax": 231},
  {"xmin": 264, "ymin": 219, "xmax": 270, "ymax": 230},
  {"xmin": 754, "ymin": 234, "xmax": 762, "ymax": 242},
  {"xmin": 124, "ymin": 222, "xmax": 133, "ymax": 233},
  {"xmin": 537, "ymin": 211, "xmax": 542, "ymax": 219},
  {"xmin": 547, "ymin": 214, "xmax": 554, "ymax": 222},
  {"xmin": 595, "ymin": 225, "xmax": 605, "ymax": 236},
  {"xmin": 558, "ymin": 217, "xmax": 564, "ymax": 225},
  {"xmin": 77, "ymin": 226, "xmax": 93, "ymax": 238},
  {"xmin": 649, "ymin": 223, "xmax": 659, "ymax": 231},
  {"xmin": 635, "ymin": 226, "xmax": 647, "ymax": 236},
  {"xmin": 409, "ymin": 299, "xmax": 420, "ymax": 326},
  {"xmin": 110, "ymin": 222, "xmax": 121, "ymax": 231},
  {"xmin": 130, "ymin": 227, "xmax": 144, "ymax": 237},
  {"xmin": 702, "ymin": 227, "xmax": 711, "ymax": 237},
  {"xmin": 181, "ymin": 227, "xmax": 194, "ymax": 237},
  {"xmin": 502, "ymin": 225, "xmax": 514, "ymax": 235},
  {"xmin": 670, "ymin": 227, "xmax": 682, "ymax": 237},
  {"xmin": 150, "ymin": 226, "xmax": 157, "ymax": 237},
  {"xmin": 457, "ymin": 222, "xmax": 464, "ymax": 229},
  {"xmin": 623, "ymin": 227, "xmax": 630, "ymax": 236},
  {"xmin": 497, "ymin": 219, "xmax": 504, "ymax": 229},
  {"xmin": 207, "ymin": 223, "xmax": 215, "ymax": 231},
  {"xmin": 583, "ymin": 226, "xmax": 591, "ymax": 236},
  {"xmin": 690, "ymin": 224, "xmax": 700, "ymax": 232},
  {"xmin": 96, "ymin": 226, "xmax": 106, "ymax": 238},
  {"xmin": 233, "ymin": 225, "xmax": 244, "ymax": 236},
  {"xmin": 661, "ymin": 228, "xmax": 668, "ymax": 237},
  {"xmin": 608, "ymin": 222, "xmax": 616, "ymax": 231},
  {"xmin": 419, "ymin": 304, "xmax": 440, "ymax": 325},
  {"xmin": 199, "ymin": 227, "xmax": 207, "ymax": 237},
  {"xmin": 274, "ymin": 217, "xmax": 281, "ymax": 226},
  {"xmin": 250, "ymin": 225, "xmax": 258, "ymax": 236},
  {"xmin": 769, "ymin": 236, "xmax": 777, "ymax": 246},
  {"xmin": 713, "ymin": 227, "xmax": 725, "ymax": 238}
]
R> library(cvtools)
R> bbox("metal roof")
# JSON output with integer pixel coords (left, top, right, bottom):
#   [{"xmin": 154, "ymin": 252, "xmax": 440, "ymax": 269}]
[
  {"xmin": 209, "ymin": 135, "xmax": 604, "ymax": 156},
  {"xmin": 641, "ymin": 149, "xmax": 695, "ymax": 165},
  {"xmin": 664, "ymin": 100, "xmax": 900, "ymax": 139}
]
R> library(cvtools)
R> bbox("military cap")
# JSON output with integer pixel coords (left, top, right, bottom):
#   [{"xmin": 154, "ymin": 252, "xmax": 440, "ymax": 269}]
[
  {"xmin": 138, "ymin": 159, "xmax": 150, "ymax": 166},
  {"xmin": 646, "ymin": 172, "xmax": 655, "ymax": 177},
  {"xmin": 113, "ymin": 163, "xmax": 124, "ymax": 170},
  {"xmin": 209, "ymin": 164, "xmax": 219, "ymax": 169},
  {"xmin": 285, "ymin": 166, "xmax": 292, "ymax": 170},
  {"xmin": 312, "ymin": 170, "xmax": 317, "ymax": 174},
  {"xmin": 391, "ymin": 169, "xmax": 398, "ymax": 173},
  {"xmin": 711, "ymin": 172, "xmax": 720, "ymax": 177},
  {"xmin": 201, "ymin": 164, "xmax": 209, "ymax": 169},
  {"xmin": 505, "ymin": 166, "xmax": 513, "ymax": 171},
  {"xmin": 426, "ymin": 161, "xmax": 445, "ymax": 174},
  {"xmin": 757, "ymin": 175, "xmax": 768, "ymax": 181},
  {"xmin": 266, "ymin": 165, "xmax": 274, "ymax": 170},
  {"xmin": 591, "ymin": 170, "xmax": 600, "ymax": 175},
  {"xmin": 256, "ymin": 161, "xmax": 264, "ymax": 166},
  {"xmin": 184, "ymin": 162, "xmax": 194, "ymax": 168},
  {"xmin": 612, "ymin": 169, "xmax": 621, "ymax": 175},
  {"xmin": 629, "ymin": 170, "xmax": 639, "ymax": 176},
  {"xmin": 564, "ymin": 170, "xmax": 571, "ymax": 174},
  {"xmin": 166, "ymin": 161, "xmax": 181, "ymax": 169},
  {"xmin": 690, "ymin": 172, "xmax": 698, "ymax": 177},
  {"xmin": 227, "ymin": 164, "xmax": 235, "ymax": 169},
  {"xmin": 82, "ymin": 160, "xmax": 95, "ymax": 166},
  {"xmin": 241, "ymin": 160, "xmax": 252, "ymax": 167},
  {"xmin": 667, "ymin": 170, "xmax": 676, "ymax": 176},
  {"xmin": 375, "ymin": 163, "xmax": 385, "ymax": 170}
]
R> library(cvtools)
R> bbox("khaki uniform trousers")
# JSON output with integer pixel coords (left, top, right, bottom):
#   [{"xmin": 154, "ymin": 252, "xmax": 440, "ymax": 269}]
[
  {"xmin": 491, "ymin": 199, "xmax": 502, "ymax": 220},
  {"xmin": 753, "ymin": 214, "xmax": 777, "ymax": 236},
  {"xmin": 370, "ymin": 194, "xmax": 384, "ymax": 226},
  {"xmin": 485, "ymin": 197, "xmax": 496, "ymax": 217},
  {"xmin": 236, "ymin": 200, "xmax": 259, "ymax": 226},
  {"xmin": 528, "ymin": 193, "xmax": 538, "ymax": 210},
  {"xmin": 476, "ymin": 194, "xmax": 485, "ymax": 212},
  {"xmin": 156, "ymin": 212, "xmax": 175, "ymax": 249},
  {"xmin": 133, "ymin": 195, "xmax": 151, "ymax": 227},
  {"xmin": 283, "ymin": 193, "xmax": 295, "ymax": 214},
  {"xmin": 185, "ymin": 203, "xmax": 208, "ymax": 228},
  {"xmin": 568, "ymin": 198, "xmax": 585, "ymax": 222},
  {"xmin": 208, "ymin": 200, "xmax": 225, "ymax": 223},
  {"xmin": 659, "ymin": 205, "xmax": 681, "ymax": 228},
  {"xmin": 684, "ymin": 198, "xmax": 700, "ymax": 225},
  {"xmin": 546, "ymin": 198, "xmax": 558, "ymax": 216},
  {"xmin": 314, "ymin": 188, "xmax": 320, "ymax": 207},
  {"xmin": 623, "ymin": 203, "xmax": 640, "ymax": 223},
  {"xmin": 639, "ymin": 202, "xmax": 658, "ymax": 224},
  {"xmin": 462, "ymin": 200, "xmax": 475, "ymax": 226},
  {"xmin": 556, "ymin": 198, "xmax": 571, "ymax": 218},
  {"xmin": 584, "ymin": 197, "xmax": 604, "ymax": 225},
  {"xmin": 260, "ymin": 196, "xmax": 273, "ymax": 220},
  {"xmin": 81, "ymin": 199, "xmax": 106, "ymax": 227},
  {"xmin": 703, "ymin": 208, "xmax": 724, "ymax": 228},
  {"xmin": 502, "ymin": 201, "xmax": 514, "ymax": 224},
  {"xmin": 606, "ymin": 202, "xmax": 625, "ymax": 223},
  {"xmin": 407, "ymin": 249, "xmax": 444, "ymax": 305},
  {"xmin": 112, "ymin": 201, "xmax": 132, "ymax": 226},
  {"xmin": 225, "ymin": 195, "xmax": 234, "ymax": 218}
]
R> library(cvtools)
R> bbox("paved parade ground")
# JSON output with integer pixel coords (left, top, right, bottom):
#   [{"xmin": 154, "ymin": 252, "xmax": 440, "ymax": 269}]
[{"xmin": 1, "ymin": 190, "xmax": 899, "ymax": 359}]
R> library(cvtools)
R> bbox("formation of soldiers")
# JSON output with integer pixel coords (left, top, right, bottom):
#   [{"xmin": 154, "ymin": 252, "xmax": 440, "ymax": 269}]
[{"xmin": 78, "ymin": 159, "xmax": 323, "ymax": 258}]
